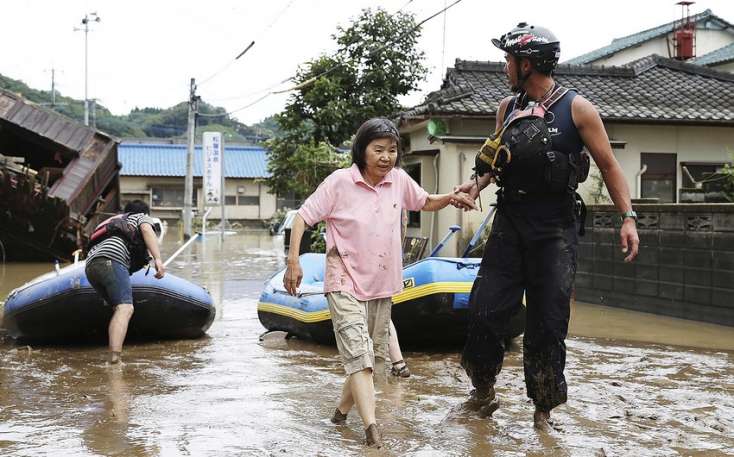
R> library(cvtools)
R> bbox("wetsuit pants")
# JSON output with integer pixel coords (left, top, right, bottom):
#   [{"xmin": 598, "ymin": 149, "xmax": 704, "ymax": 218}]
[{"xmin": 461, "ymin": 201, "xmax": 578, "ymax": 412}]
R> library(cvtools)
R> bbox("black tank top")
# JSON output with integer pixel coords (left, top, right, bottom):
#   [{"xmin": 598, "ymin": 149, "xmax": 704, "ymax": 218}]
[
  {"xmin": 504, "ymin": 88, "xmax": 584, "ymax": 159},
  {"xmin": 499, "ymin": 87, "xmax": 583, "ymax": 215}
]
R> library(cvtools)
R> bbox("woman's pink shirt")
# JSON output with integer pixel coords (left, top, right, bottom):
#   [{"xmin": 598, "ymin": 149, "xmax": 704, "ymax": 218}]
[{"xmin": 298, "ymin": 164, "xmax": 428, "ymax": 301}]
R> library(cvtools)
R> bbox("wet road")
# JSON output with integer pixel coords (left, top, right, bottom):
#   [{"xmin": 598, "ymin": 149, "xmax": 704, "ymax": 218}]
[{"xmin": 1, "ymin": 232, "xmax": 733, "ymax": 456}]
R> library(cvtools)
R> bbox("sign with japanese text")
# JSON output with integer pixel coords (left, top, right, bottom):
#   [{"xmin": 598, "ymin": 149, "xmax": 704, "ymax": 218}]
[{"xmin": 202, "ymin": 132, "xmax": 223, "ymax": 206}]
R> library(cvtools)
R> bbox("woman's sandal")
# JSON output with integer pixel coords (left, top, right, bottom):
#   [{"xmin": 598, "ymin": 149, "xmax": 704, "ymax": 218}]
[{"xmin": 390, "ymin": 360, "xmax": 411, "ymax": 378}]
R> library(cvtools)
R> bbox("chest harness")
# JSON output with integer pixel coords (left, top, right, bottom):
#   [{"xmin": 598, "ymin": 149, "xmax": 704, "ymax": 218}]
[{"xmin": 474, "ymin": 85, "xmax": 590, "ymax": 198}]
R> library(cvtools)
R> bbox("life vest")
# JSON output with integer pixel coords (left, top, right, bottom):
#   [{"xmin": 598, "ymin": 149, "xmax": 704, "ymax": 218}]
[
  {"xmin": 87, "ymin": 213, "xmax": 151, "ymax": 274},
  {"xmin": 475, "ymin": 86, "xmax": 590, "ymax": 194}
]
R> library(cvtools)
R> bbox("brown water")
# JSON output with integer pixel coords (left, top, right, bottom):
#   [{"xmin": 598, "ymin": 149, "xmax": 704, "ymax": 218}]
[{"xmin": 1, "ymin": 232, "xmax": 733, "ymax": 456}]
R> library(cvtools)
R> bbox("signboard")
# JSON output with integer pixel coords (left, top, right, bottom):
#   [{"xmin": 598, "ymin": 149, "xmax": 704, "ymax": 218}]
[{"xmin": 202, "ymin": 132, "xmax": 223, "ymax": 206}]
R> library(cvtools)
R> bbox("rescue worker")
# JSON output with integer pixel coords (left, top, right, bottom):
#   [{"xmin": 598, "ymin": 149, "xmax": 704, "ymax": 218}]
[{"xmin": 452, "ymin": 23, "xmax": 639, "ymax": 430}]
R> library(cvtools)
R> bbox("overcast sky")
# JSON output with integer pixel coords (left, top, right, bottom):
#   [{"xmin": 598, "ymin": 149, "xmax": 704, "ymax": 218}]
[{"xmin": 2, "ymin": 0, "xmax": 734, "ymax": 125}]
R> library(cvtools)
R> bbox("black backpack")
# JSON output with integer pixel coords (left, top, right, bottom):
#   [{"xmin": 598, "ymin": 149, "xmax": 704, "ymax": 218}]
[{"xmin": 87, "ymin": 213, "xmax": 151, "ymax": 274}]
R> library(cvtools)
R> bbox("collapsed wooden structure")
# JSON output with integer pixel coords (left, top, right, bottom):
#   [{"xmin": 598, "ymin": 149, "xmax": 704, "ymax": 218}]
[{"xmin": 0, "ymin": 88, "xmax": 120, "ymax": 261}]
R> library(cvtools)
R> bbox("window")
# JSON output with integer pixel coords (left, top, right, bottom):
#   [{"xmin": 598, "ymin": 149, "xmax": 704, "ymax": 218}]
[
  {"xmin": 121, "ymin": 192, "xmax": 150, "ymax": 209},
  {"xmin": 238, "ymin": 195, "xmax": 260, "ymax": 206},
  {"xmin": 641, "ymin": 153, "xmax": 676, "ymax": 203},
  {"xmin": 151, "ymin": 187, "xmax": 196, "ymax": 208},
  {"xmin": 225, "ymin": 195, "xmax": 237, "ymax": 205},
  {"xmin": 681, "ymin": 162, "xmax": 726, "ymax": 190},
  {"xmin": 152, "ymin": 187, "xmax": 184, "ymax": 208},
  {"xmin": 404, "ymin": 164, "xmax": 421, "ymax": 227}
]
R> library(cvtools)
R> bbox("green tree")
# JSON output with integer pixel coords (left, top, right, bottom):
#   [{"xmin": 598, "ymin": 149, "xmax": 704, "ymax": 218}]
[
  {"xmin": 720, "ymin": 152, "xmax": 734, "ymax": 202},
  {"xmin": 588, "ymin": 166, "xmax": 611, "ymax": 204},
  {"xmin": 266, "ymin": 8, "xmax": 427, "ymax": 199}
]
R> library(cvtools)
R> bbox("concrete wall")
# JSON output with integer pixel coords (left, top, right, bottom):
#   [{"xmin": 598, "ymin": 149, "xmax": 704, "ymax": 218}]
[
  {"xmin": 577, "ymin": 203, "xmax": 734, "ymax": 326},
  {"xmin": 592, "ymin": 30, "xmax": 734, "ymax": 68}
]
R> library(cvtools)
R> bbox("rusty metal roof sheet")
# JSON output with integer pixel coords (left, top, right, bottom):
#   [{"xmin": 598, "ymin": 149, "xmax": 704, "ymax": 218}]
[{"xmin": 0, "ymin": 88, "xmax": 116, "ymax": 152}]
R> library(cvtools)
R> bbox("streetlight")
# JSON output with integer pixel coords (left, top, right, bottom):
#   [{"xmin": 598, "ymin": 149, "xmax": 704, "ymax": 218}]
[{"xmin": 74, "ymin": 12, "xmax": 101, "ymax": 126}]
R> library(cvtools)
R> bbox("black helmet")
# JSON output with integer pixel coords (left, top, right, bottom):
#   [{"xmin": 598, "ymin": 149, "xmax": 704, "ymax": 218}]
[{"xmin": 492, "ymin": 22, "xmax": 560, "ymax": 74}]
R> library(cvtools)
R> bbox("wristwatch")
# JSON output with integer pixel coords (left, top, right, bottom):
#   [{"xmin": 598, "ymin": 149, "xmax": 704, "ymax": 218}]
[{"xmin": 621, "ymin": 210, "xmax": 638, "ymax": 223}]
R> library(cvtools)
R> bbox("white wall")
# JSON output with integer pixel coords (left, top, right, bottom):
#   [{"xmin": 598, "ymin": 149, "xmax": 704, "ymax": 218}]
[
  {"xmin": 712, "ymin": 61, "xmax": 734, "ymax": 72},
  {"xmin": 592, "ymin": 30, "xmax": 734, "ymax": 68},
  {"xmin": 404, "ymin": 123, "xmax": 500, "ymax": 257},
  {"xmin": 204, "ymin": 179, "xmax": 276, "ymax": 221},
  {"xmin": 695, "ymin": 30, "xmax": 734, "ymax": 60},
  {"xmin": 595, "ymin": 38, "xmax": 672, "ymax": 66},
  {"xmin": 404, "ymin": 117, "xmax": 734, "ymax": 256},
  {"xmin": 578, "ymin": 123, "xmax": 734, "ymax": 202},
  {"xmin": 119, "ymin": 176, "xmax": 276, "ymax": 221}
]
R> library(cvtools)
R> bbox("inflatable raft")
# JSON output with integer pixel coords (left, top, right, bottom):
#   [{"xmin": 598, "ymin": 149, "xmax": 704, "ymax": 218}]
[
  {"xmin": 2, "ymin": 262, "xmax": 215, "ymax": 342},
  {"xmin": 258, "ymin": 253, "xmax": 524, "ymax": 347}
]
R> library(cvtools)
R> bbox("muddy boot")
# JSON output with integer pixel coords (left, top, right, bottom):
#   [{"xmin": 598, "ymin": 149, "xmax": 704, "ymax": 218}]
[
  {"xmin": 478, "ymin": 398, "xmax": 500, "ymax": 418},
  {"xmin": 533, "ymin": 408, "xmax": 551, "ymax": 432},
  {"xmin": 365, "ymin": 423, "xmax": 382, "ymax": 448},
  {"xmin": 330, "ymin": 408, "xmax": 348, "ymax": 425},
  {"xmin": 462, "ymin": 387, "xmax": 498, "ymax": 416}
]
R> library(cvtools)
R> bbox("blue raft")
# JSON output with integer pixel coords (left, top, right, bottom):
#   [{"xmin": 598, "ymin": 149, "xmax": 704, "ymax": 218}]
[
  {"xmin": 2, "ymin": 262, "xmax": 216, "ymax": 342},
  {"xmin": 258, "ymin": 253, "xmax": 524, "ymax": 346}
]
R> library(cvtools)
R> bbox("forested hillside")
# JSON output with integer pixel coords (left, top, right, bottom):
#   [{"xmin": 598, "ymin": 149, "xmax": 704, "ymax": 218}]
[{"xmin": 0, "ymin": 73, "xmax": 277, "ymax": 144}]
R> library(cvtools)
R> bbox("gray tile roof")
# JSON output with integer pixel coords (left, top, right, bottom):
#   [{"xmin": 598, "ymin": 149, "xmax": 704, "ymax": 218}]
[
  {"xmin": 399, "ymin": 56, "xmax": 734, "ymax": 125},
  {"xmin": 693, "ymin": 42, "xmax": 734, "ymax": 65},
  {"xmin": 565, "ymin": 9, "xmax": 734, "ymax": 65}
]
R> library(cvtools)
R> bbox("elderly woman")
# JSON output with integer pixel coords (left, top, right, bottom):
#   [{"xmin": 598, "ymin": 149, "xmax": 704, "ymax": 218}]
[{"xmin": 284, "ymin": 118, "xmax": 475, "ymax": 448}]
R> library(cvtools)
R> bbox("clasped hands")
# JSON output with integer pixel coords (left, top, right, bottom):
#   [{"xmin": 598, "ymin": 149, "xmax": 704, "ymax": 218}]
[
  {"xmin": 448, "ymin": 190, "xmax": 478, "ymax": 211},
  {"xmin": 449, "ymin": 179, "xmax": 486, "ymax": 211}
]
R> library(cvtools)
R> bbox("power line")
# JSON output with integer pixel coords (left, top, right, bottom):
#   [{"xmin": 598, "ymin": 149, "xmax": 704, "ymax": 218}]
[
  {"xmin": 197, "ymin": 78, "xmax": 291, "ymax": 118},
  {"xmin": 202, "ymin": 76, "xmax": 293, "ymax": 104},
  {"xmin": 396, "ymin": 0, "xmax": 415, "ymax": 13},
  {"xmin": 269, "ymin": 0, "xmax": 465, "ymax": 97},
  {"xmin": 206, "ymin": 0, "xmax": 465, "ymax": 119},
  {"xmin": 441, "ymin": 0, "xmax": 448, "ymax": 72},
  {"xmin": 197, "ymin": 0, "xmax": 298, "ymax": 87},
  {"xmin": 197, "ymin": 41, "xmax": 256, "ymax": 87}
]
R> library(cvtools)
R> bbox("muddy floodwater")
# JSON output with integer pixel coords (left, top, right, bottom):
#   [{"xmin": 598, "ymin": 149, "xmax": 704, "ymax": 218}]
[{"xmin": 1, "ymin": 232, "xmax": 733, "ymax": 456}]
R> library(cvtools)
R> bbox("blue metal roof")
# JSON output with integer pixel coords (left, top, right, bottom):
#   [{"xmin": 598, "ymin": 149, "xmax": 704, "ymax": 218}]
[
  {"xmin": 118, "ymin": 143, "xmax": 270, "ymax": 178},
  {"xmin": 565, "ymin": 9, "xmax": 734, "ymax": 65},
  {"xmin": 693, "ymin": 42, "xmax": 734, "ymax": 65}
]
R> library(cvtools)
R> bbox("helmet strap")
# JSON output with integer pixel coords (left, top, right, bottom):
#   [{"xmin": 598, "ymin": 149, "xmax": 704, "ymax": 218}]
[{"xmin": 513, "ymin": 56, "xmax": 531, "ymax": 93}]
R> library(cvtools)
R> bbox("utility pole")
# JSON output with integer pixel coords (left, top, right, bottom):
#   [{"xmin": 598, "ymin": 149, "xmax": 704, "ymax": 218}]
[
  {"xmin": 41, "ymin": 68, "xmax": 68, "ymax": 109},
  {"xmin": 90, "ymin": 99, "xmax": 97, "ymax": 128},
  {"xmin": 75, "ymin": 12, "xmax": 100, "ymax": 126},
  {"xmin": 183, "ymin": 78, "xmax": 198, "ymax": 239},
  {"xmin": 51, "ymin": 68, "xmax": 57, "ymax": 106}
]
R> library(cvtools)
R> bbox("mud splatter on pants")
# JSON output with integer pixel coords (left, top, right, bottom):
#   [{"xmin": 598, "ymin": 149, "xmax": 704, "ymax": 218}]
[{"xmin": 461, "ymin": 200, "xmax": 578, "ymax": 412}]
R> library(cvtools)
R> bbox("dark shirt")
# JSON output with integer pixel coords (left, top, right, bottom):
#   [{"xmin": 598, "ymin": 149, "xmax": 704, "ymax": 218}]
[{"xmin": 86, "ymin": 213, "xmax": 159, "ymax": 268}]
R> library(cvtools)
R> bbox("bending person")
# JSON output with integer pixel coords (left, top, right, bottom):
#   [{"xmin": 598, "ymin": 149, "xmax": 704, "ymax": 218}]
[
  {"xmin": 85, "ymin": 200, "xmax": 165, "ymax": 364},
  {"xmin": 284, "ymin": 118, "xmax": 475, "ymax": 448}
]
